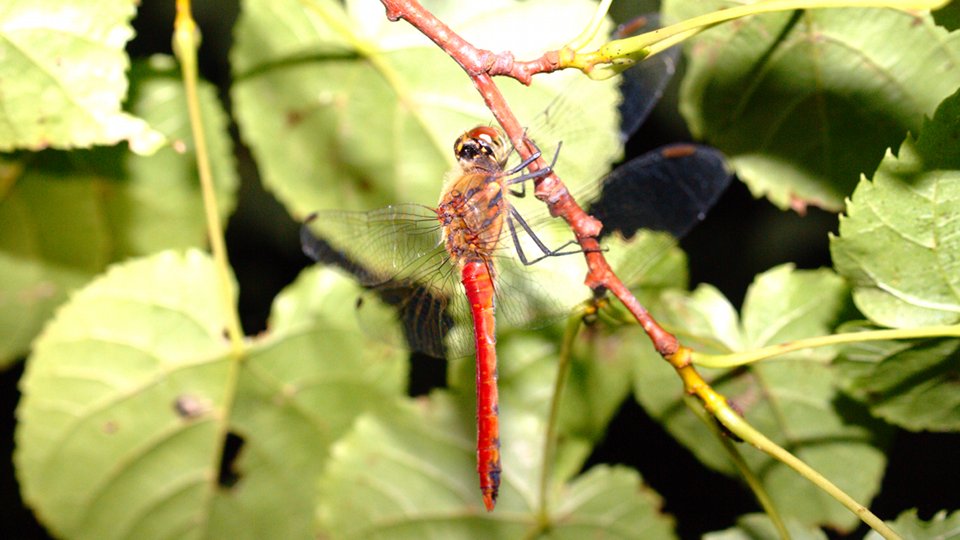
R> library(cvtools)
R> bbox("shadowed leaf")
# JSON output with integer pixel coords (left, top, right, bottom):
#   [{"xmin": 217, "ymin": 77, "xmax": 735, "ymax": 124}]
[
  {"xmin": 634, "ymin": 265, "xmax": 891, "ymax": 531},
  {"xmin": 0, "ymin": 56, "xmax": 238, "ymax": 367},
  {"xmin": 665, "ymin": 2, "xmax": 960, "ymax": 210},
  {"xmin": 831, "ymin": 87, "xmax": 960, "ymax": 328}
]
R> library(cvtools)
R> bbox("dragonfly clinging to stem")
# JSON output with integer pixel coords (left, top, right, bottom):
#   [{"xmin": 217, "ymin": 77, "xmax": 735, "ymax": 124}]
[{"xmin": 301, "ymin": 15, "xmax": 733, "ymax": 512}]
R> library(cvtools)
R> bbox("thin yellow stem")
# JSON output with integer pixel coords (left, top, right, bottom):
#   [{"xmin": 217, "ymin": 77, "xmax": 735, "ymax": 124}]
[
  {"xmin": 173, "ymin": 0, "xmax": 244, "ymax": 355},
  {"xmin": 669, "ymin": 345, "xmax": 901, "ymax": 539},
  {"xmin": 563, "ymin": 0, "xmax": 948, "ymax": 76},
  {"xmin": 537, "ymin": 306, "xmax": 587, "ymax": 521},
  {"xmin": 173, "ymin": 4, "xmax": 246, "ymax": 531},
  {"xmin": 715, "ymin": 405, "xmax": 902, "ymax": 539},
  {"xmin": 685, "ymin": 396, "xmax": 790, "ymax": 540},
  {"xmin": 564, "ymin": 0, "xmax": 612, "ymax": 52},
  {"xmin": 695, "ymin": 324, "xmax": 960, "ymax": 368}
]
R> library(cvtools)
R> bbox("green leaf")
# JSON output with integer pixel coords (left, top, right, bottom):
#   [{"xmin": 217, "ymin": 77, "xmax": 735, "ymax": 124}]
[
  {"xmin": 0, "ymin": 56, "xmax": 238, "ymax": 366},
  {"xmin": 865, "ymin": 508, "xmax": 960, "ymax": 540},
  {"xmin": 831, "ymin": 87, "xmax": 960, "ymax": 328},
  {"xmin": 15, "ymin": 254, "xmax": 406, "ymax": 539},
  {"xmin": 109, "ymin": 56, "xmax": 239, "ymax": 258},
  {"xmin": 0, "ymin": 0, "xmax": 163, "ymax": 153},
  {"xmin": 231, "ymin": 0, "xmax": 623, "ymax": 217},
  {"xmin": 15, "ymin": 251, "xmax": 233, "ymax": 540},
  {"xmin": 704, "ymin": 513, "xmax": 828, "ymax": 540},
  {"xmin": 317, "ymin": 391, "xmax": 676, "ymax": 539},
  {"xmin": 934, "ymin": 1, "xmax": 960, "ymax": 30},
  {"xmin": 553, "ymin": 329, "xmax": 635, "ymax": 447},
  {"xmin": 834, "ymin": 323, "xmax": 960, "ymax": 431},
  {"xmin": 551, "ymin": 465, "xmax": 675, "ymax": 540},
  {"xmin": 634, "ymin": 265, "xmax": 892, "ymax": 531},
  {"xmin": 214, "ymin": 266, "xmax": 407, "ymax": 539},
  {"xmin": 738, "ymin": 265, "xmax": 847, "ymax": 357},
  {"xmin": 665, "ymin": 2, "xmax": 960, "ymax": 211},
  {"xmin": 0, "ymin": 169, "xmax": 111, "ymax": 367},
  {"xmin": 604, "ymin": 231, "xmax": 690, "ymax": 292}
]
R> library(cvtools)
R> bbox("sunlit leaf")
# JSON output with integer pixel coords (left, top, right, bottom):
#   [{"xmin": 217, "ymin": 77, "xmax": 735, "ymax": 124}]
[
  {"xmin": 834, "ymin": 322, "xmax": 960, "ymax": 431},
  {"xmin": 665, "ymin": 2, "xmax": 960, "ymax": 210},
  {"xmin": 213, "ymin": 266, "xmax": 407, "ymax": 539},
  {"xmin": 865, "ymin": 508, "xmax": 960, "ymax": 540},
  {"xmin": 15, "ymin": 251, "xmax": 232, "ymax": 540},
  {"xmin": 108, "ymin": 56, "xmax": 239, "ymax": 258},
  {"xmin": 15, "ymin": 254, "xmax": 406, "ymax": 539},
  {"xmin": 317, "ymin": 391, "xmax": 675, "ymax": 539},
  {"xmin": 604, "ymin": 231, "xmax": 689, "ymax": 292},
  {"xmin": 231, "ymin": 0, "xmax": 622, "ymax": 216},
  {"xmin": 830, "ymin": 87, "xmax": 960, "ymax": 328},
  {"xmin": 658, "ymin": 284, "xmax": 743, "ymax": 353},
  {"xmin": 0, "ymin": 56, "xmax": 238, "ymax": 367},
  {"xmin": 704, "ymin": 513, "xmax": 827, "ymax": 540},
  {"xmin": 634, "ymin": 265, "xmax": 892, "ymax": 531},
  {"xmin": 0, "ymin": 0, "xmax": 163, "ymax": 153}
]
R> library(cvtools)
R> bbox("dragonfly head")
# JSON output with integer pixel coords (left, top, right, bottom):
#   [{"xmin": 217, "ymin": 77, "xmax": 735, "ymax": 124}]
[{"xmin": 454, "ymin": 126, "xmax": 510, "ymax": 171}]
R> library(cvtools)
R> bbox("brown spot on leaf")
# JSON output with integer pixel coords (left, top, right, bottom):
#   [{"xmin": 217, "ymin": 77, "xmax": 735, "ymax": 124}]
[{"xmin": 174, "ymin": 394, "xmax": 211, "ymax": 419}]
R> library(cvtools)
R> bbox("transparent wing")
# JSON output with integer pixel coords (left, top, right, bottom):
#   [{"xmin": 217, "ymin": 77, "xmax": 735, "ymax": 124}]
[
  {"xmin": 302, "ymin": 204, "xmax": 453, "ymax": 289},
  {"xmin": 301, "ymin": 204, "xmax": 464, "ymax": 358},
  {"xmin": 489, "ymin": 142, "xmax": 732, "ymax": 334},
  {"xmin": 357, "ymin": 280, "xmax": 458, "ymax": 360},
  {"xmin": 492, "ymin": 144, "xmax": 732, "ymax": 332},
  {"xmin": 587, "ymin": 144, "xmax": 733, "ymax": 240},
  {"xmin": 615, "ymin": 13, "xmax": 682, "ymax": 142}
]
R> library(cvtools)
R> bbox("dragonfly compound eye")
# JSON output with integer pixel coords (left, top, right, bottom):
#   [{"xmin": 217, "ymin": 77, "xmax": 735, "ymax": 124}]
[
  {"xmin": 455, "ymin": 140, "xmax": 482, "ymax": 161},
  {"xmin": 477, "ymin": 140, "xmax": 496, "ymax": 158}
]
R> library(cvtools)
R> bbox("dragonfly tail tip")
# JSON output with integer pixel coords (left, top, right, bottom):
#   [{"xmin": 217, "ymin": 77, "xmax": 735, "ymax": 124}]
[{"xmin": 482, "ymin": 491, "xmax": 497, "ymax": 512}]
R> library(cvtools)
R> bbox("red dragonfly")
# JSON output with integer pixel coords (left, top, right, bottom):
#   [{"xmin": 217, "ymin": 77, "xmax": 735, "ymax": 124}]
[
  {"xmin": 301, "ymin": 19, "xmax": 731, "ymax": 512},
  {"xmin": 303, "ymin": 127, "xmax": 561, "ymax": 511}
]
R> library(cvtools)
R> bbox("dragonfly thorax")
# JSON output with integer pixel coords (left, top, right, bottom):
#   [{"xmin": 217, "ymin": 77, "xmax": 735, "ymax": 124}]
[
  {"xmin": 438, "ymin": 174, "xmax": 507, "ymax": 264},
  {"xmin": 438, "ymin": 126, "xmax": 513, "ymax": 264}
]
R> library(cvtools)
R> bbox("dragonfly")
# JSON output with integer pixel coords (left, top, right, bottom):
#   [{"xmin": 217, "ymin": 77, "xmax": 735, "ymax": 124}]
[{"xmin": 301, "ymin": 19, "xmax": 732, "ymax": 512}]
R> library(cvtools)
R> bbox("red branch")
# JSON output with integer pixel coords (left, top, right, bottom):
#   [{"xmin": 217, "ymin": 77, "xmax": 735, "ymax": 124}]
[
  {"xmin": 382, "ymin": 0, "xmax": 562, "ymax": 85},
  {"xmin": 379, "ymin": 0, "xmax": 678, "ymax": 357}
]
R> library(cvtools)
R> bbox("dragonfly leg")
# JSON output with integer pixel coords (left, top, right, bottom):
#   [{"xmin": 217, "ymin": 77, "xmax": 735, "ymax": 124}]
[
  {"xmin": 506, "ymin": 141, "xmax": 562, "ymax": 198},
  {"xmin": 501, "ymin": 127, "xmax": 531, "ymax": 168},
  {"xmin": 504, "ymin": 133, "xmax": 542, "ymax": 176},
  {"xmin": 507, "ymin": 205, "xmax": 590, "ymax": 266}
]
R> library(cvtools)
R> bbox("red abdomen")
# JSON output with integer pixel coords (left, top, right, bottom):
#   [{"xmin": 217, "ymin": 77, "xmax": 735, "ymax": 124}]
[{"xmin": 460, "ymin": 260, "xmax": 500, "ymax": 511}]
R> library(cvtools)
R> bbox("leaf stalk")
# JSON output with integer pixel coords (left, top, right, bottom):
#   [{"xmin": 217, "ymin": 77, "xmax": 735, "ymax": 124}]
[
  {"xmin": 672, "ymin": 345, "xmax": 902, "ymax": 539},
  {"xmin": 685, "ymin": 396, "xmax": 791, "ymax": 540},
  {"xmin": 173, "ymin": 0, "xmax": 245, "ymax": 355},
  {"xmin": 694, "ymin": 324, "xmax": 960, "ymax": 368},
  {"xmin": 717, "ymin": 401, "xmax": 902, "ymax": 539},
  {"xmin": 537, "ymin": 304, "xmax": 590, "ymax": 522}
]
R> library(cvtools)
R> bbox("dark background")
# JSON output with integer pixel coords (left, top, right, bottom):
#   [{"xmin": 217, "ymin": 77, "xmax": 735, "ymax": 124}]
[{"xmin": 2, "ymin": 2, "xmax": 957, "ymax": 538}]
